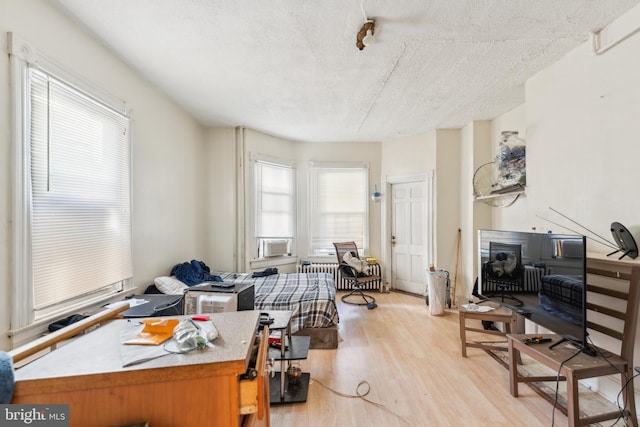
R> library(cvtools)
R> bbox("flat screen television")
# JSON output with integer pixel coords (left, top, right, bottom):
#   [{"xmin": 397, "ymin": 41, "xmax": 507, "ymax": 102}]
[{"xmin": 477, "ymin": 229, "xmax": 594, "ymax": 355}]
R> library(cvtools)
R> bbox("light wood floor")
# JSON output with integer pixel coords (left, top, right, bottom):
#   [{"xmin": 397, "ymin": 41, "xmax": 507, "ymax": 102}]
[{"xmin": 270, "ymin": 291, "xmax": 574, "ymax": 427}]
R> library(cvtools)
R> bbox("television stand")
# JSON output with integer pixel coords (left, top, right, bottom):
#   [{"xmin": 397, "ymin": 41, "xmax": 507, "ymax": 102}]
[{"xmin": 507, "ymin": 256, "xmax": 640, "ymax": 427}]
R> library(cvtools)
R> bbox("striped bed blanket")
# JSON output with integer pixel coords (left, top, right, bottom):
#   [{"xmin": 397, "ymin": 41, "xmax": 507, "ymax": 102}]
[{"xmin": 215, "ymin": 272, "xmax": 339, "ymax": 334}]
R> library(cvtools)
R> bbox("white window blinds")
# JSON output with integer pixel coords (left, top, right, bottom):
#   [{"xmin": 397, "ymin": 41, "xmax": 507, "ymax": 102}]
[
  {"xmin": 309, "ymin": 163, "xmax": 368, "ymax": 256},
  {"xmin": 254, "ymin": 160, "xmax": 295, "ymax": 240},
  {"xmin": 28, "ymin": 68, "xmax": 133, "ymax": 311}
]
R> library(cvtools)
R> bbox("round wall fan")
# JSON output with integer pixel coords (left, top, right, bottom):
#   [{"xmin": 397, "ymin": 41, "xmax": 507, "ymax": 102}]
[{"xmin": 472, "ymin": 162, "xmax": 520, "ymax": 208}]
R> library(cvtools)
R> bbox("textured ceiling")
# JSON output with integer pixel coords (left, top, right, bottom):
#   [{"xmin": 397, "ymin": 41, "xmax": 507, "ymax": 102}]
[{"xmin": 53, "ymin": 0, "xmax": 640, "ymax": 143}]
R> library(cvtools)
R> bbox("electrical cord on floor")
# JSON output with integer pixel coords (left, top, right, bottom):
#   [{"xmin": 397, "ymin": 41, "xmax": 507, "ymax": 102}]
[{"xmin": 311, "ymin": 377, "xmax": 414, "ymax": 427}]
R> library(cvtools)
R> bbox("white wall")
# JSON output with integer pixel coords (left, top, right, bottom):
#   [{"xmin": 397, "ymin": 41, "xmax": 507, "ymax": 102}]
[
  {"xmin": 0, "ymin": 0, "xmax": 207, "ymax": 350},
  {"xmin": 381, "ymin": 132, "xmax": 436, "ymax": 177},
  {"xmin": 204, "ymin": 127, "xmax": 238, "ymax": 271},
  {"xmin": 434, "ymin": 129, "xmax": 462, "ymax": 296},
  {"xmin": 458, "ymin": 121, "xmax": 492, "ymax": 302},
  {"xmin": 524, "ymin": 31, "xmax": 640, "ymax": 249}
]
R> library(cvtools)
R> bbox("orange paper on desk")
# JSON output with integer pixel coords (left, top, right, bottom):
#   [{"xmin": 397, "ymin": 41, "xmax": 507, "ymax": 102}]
[{"xmin": 123, "ymin": 318, "xmax": 179, "ymax": 345}]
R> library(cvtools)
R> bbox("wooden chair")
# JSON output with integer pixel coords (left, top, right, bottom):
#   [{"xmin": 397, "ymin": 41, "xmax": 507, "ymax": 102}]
[
  {"xmin": 333, "ymin": 242, "xmax": 379, "ymax": 309},
  {"xmin": 507, "ymin": 257, "xmax": 640, "ymax": 427}
]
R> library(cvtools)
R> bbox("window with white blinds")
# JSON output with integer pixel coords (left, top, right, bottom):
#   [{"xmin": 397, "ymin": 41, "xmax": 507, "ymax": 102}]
[
  {"xmin": 28, "ymin": 69, "xmax": 133, "ymax": 311},
  {"xmin": 253, "ymin": 156, "xmax": 296, "ymax": 258},
  {"xmin": 11, "ymin": 36, "xmax": 133, "ymax": 329},
  {"xmin": 308, "ymin": 162, "xmax": 369, "ymax": 257}
]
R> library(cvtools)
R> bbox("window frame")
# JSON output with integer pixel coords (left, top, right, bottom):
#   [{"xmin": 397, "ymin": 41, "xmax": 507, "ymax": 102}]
[
  {"xmin": 250, "ymin": 153, "xmax": 297, "ymax": 261},
  {"xmin": 307, "ymin": 161, "xmax": 370, "ymax": 259},
  {"xmin": 9, "ymin": 34, "xmax": 134, "ymax": 343}
]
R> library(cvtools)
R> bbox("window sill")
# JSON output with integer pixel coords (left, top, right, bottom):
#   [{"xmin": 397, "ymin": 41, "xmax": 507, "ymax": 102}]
[{"xmin": 8, "ymin": 290, "xmax": 135, "ymax": 349}]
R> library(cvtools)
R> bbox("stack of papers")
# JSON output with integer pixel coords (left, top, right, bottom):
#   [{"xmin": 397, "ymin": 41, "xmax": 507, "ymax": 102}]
[{"xmin": 461, "ymin": 303, "xmax": 494, "ymax": 313}]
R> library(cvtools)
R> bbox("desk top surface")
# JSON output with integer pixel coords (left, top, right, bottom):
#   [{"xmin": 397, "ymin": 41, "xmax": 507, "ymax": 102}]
[
  {"xmin": 14, "ymin": 310, "xmax": 260, "ymax": 383},
  {"xmin": 460, "ymin": 301, "xmax": 514, "ymax": 317}
]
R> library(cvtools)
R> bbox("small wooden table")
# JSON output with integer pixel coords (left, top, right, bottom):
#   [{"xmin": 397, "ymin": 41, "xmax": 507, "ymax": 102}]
[{"xmin": 459, "ymin": 302, "xmax": 520, "ymax": 357}]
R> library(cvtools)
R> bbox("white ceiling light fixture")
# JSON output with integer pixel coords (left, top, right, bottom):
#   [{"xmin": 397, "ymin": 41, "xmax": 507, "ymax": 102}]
[{"xmin": 356, "ymin": 19, "xmax": 375, "ymax": 50}]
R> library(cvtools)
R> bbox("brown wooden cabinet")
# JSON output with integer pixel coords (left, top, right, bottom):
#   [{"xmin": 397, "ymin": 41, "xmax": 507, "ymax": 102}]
[{"xmin": 12, "ymin": 310, "xmax": 270, "ymax": 427}]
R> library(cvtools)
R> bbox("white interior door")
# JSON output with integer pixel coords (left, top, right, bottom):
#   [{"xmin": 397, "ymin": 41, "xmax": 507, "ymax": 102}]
[{"xmin": 391, "ymin": 181, "xmax": 428, "ymax": 294}]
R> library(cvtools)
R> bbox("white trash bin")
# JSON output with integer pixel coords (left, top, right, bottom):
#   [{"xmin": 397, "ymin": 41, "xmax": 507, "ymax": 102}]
[{"xmin": 426, "ymin": 270, "xmax": 449, "ymax": 316}]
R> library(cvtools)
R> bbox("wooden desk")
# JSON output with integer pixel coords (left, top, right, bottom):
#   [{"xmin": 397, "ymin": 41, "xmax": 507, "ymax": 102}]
[
  {"xmin": 12, "ymin": 310, "xmax": 269, "ymax": 427},
  {"xmin": 459, "ymin": 302, "xmax": 520, "ymax": 357}
]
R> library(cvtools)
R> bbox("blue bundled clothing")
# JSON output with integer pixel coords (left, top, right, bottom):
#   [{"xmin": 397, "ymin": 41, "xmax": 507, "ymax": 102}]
[
  {"xmin": 252, "ymin": 267, "xmax": 278, "ymax": 277},
  {"xmin": 0, "ymin": 351, "xmax": 14, "ymax": 404},
  {"xmin": 171, "ymin": 260, "xmax": 223, "ymax": 286}
]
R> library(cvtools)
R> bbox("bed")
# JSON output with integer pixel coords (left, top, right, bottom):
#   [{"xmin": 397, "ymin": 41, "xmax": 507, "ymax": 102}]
[
  {"xmin": 153, "ymin": 270, "xmax": 340, "ymax": 349},
  {"xmin": 256, "ymin": 272, "xmax": 339, "ymax": 349}
]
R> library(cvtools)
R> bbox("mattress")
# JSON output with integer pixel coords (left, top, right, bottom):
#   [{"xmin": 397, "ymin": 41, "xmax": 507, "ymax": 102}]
[
  {"xmin": 253, "ymin": 272, "xmax": 339, "ymax": 334},
  {"xmin": 215, "ymin": 271, "xmax": 340, "ymax": 334}
]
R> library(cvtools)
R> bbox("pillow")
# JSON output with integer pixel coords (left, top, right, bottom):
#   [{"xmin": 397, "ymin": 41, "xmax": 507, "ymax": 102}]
[{"xmin": 154, "ymin": 276, "xmax": 188, "ymax": 294}]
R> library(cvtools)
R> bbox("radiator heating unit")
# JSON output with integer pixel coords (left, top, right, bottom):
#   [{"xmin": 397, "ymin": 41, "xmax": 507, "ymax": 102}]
[{"xmin": 297, "ymin": 263, "xmax": 382, "ymax": 291}]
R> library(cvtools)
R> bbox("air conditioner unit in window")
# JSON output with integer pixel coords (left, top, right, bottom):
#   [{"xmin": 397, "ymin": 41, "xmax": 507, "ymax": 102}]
[{"xmin": 263, "ymin": 239, "xmax": 288, "ymax": 257}]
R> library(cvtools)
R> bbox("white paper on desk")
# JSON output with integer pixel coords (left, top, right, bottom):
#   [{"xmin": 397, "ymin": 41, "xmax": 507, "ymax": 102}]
[
  {"xmin": 461, "ymin": 304, "xmax": 494, "ymax": 313},
  {"xmin": 119, "ymin": 322, "xmax": 171, "ymax": 367}
]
